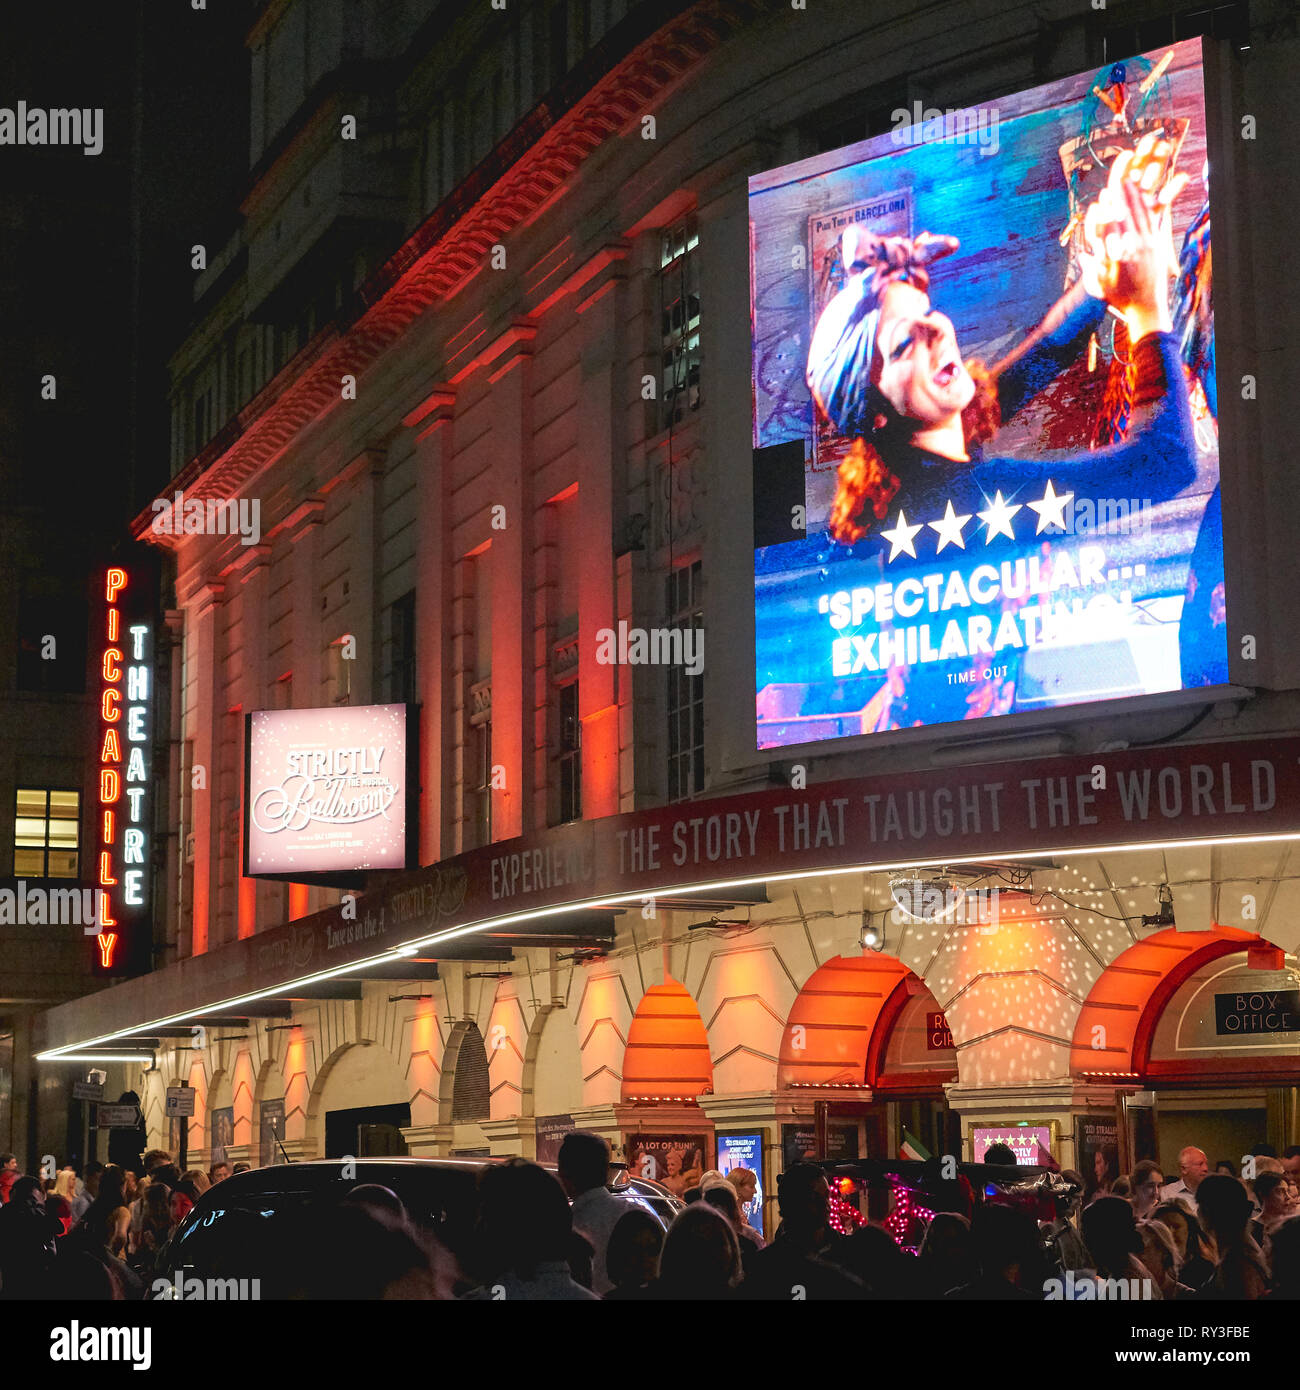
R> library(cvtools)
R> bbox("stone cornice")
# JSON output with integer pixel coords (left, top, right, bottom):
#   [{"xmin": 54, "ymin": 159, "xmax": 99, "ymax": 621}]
[
  {"xmin": 130, "ymin": 0, "xmax": 758, "ymax": 549},
  {"xmin": 266, "ymin": 495, "xmax": 326, "ymax": 542}
]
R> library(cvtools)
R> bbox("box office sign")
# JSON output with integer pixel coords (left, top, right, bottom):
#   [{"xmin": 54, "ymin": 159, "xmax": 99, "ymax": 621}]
[
  {"xmin": 1214, "ymin": 987, "xmax": 1300, "ymax": 1036},
  {"xmin": 244, "ymin": 705, "xmax": 415, "ymax": 875}
]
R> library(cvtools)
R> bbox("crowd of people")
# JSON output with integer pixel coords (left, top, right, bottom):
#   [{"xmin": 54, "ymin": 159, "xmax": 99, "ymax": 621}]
[
  {"xmin": 0, "ymin": 1149, "xmax": 248, "ymax": 1299},
  {"xmin": 0, "ymin": 1136, "xmax": 1297, "ymax": 1300}
]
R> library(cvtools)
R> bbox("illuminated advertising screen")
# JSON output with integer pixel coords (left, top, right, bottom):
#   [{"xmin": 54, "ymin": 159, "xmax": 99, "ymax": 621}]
[
  {"xmin": 244, "ymin": 705, "xmax": 414, "ymax": 876},
  {"xmin": 751, "ymin": 40, "xmax": 1224, "ymax": 749}
]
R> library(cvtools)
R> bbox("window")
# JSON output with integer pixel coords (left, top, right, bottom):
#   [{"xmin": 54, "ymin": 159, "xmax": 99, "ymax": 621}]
[
  {"xmin": 451, "ymin": 1024, "xmax": 491, "ymax": 1122},
  {"xmin": 17, "ymin": 590, "xmax": 87, "ymax": 694},
  {"xmin": 549, "ymin": 0, "xmax": 569, "ymax": 88},
  {"xmin": 557, "ymin": 681, "xmax": 581, "ymax": 823},
  {"xmin": 666, "ymin": 562, "xmax": 704, "ymax": 801},
  {"xmin": 15, "ymin": 789, "xmax": 80, "ymax": 879},
  {"xmin": 1099, "ymin": 1, "xmax": 1249, "ymax": 59},
  {"xmin": 468, "ymin": 718, "xmax": 492, "ymax": 847},
  {"xmin": 387, "ymin": 592, "xmax": 417, "ymax": 704},
  {"xmin": 326, "ymin": 635, "xmax": 353, "ymax": 705},
  {"xmin": 660, "ymin": 219, "xmax": 702, "ymax": 428}
]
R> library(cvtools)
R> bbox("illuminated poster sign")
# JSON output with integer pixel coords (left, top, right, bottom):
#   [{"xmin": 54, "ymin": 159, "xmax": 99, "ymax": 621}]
[
  {"xmin": 972, "ymin": 1125, "xmax": 1055, "ymax": 1166},
  {"xmin": 95, "ymin": 567, "xmax": 154, "ymax": 976},
  {"xmin": 244, "ymin": 705, "xmax": 414, "ymax": 876},
  {"xmin": 716, "ymin": 1131, "xmax": 764, "ymax": 1234},
  {"xmin": 751, "ymin": 40, "xmax": 1225, "ymax": 749}
]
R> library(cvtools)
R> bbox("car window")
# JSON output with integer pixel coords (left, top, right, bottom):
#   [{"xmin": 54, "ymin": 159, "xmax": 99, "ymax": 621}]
[{"xmin": 157, "ymin": 1168, "xmax": 483, "ymax": 1296}]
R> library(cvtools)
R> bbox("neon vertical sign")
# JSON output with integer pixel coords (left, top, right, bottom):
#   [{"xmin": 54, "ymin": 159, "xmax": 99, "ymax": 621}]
[{"xmin": 95, "ymin": 566, "xmax": 153, "ymax": 976}]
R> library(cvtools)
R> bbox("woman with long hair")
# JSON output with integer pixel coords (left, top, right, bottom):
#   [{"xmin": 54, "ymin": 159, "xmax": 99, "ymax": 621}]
[{"xmin": 69, "ymin": 1163, "xmax": 131, "ymax": 1260}]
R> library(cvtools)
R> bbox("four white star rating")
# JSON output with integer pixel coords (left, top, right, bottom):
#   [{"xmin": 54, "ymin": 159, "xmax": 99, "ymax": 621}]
[
  {"xmin": 879, "ymin": 508, "xmax": 923, "ymax": 561},
  {"xmin": 875, "ymin": 482, "xmax": 1073, "ymax": 562}
]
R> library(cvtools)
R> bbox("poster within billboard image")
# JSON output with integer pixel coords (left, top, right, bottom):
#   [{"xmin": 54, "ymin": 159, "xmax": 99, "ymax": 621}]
[
  {"xmin": 245, "ymin": 704, "xmax": 410, "ymax": 874},
  {"xmin": 751, "ymin": 40, "xmax": 1225, "ymax": 749},
  {"xmin": 626, "ymin": 1133, "xmax": 706, "ymax": 1198}
]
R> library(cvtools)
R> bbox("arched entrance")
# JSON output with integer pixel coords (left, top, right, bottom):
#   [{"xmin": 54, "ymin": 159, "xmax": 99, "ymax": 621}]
[
  {"xmin": 1071, "ymin": 925, "xmax": 1299, "ymax": 1174},
  {"xmin": 777, "ymin": 954, "xmax": 959, "ymax": 1162},
  {"xmin": 311, "ymin": 1042, "xmax": 410, "ymax": 1159},
  {"xmin": 621, "ymin": 979, "xmax": 714, "ymax": 1196}
]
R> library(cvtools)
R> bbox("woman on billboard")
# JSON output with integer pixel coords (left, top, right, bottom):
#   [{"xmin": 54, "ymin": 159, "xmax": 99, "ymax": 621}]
[{"xmin": 804, "ymin": 137, "xmax": 1202, "ymax": 725}]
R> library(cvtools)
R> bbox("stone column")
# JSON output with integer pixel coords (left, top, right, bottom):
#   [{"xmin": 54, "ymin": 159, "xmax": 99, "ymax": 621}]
[
  {"xmin": 697, "ymin": 1089, "xmax": 811, "ymax": 1240},
  {"xmin": 479, "ymin": 1116, "xmax": 535, "ymax": 1159},
  {"xmin": 574, "ymin": 245, "xmax": 630, "ymax": 820},
  {"xmin": 186, "ymin": 578, "xmax": 225, "ymax": 958},
  {"xmin": 229, "ymin": 545, "xmax": 269, "ymax": 939},
  {"xmin": 402, "ymin": 1122, "xmax": 454, "ymax": 1157},
  {"xmin": 408, "ymin": 388, "xmax": 456, "ymax": 864},
  {"xmin": 486, "ymin": 322, "xmax": 536, "ymax": 840},
  {"xmin": 944, "ymin": 1079, "xmax": 1122, "ymax": 1172}
]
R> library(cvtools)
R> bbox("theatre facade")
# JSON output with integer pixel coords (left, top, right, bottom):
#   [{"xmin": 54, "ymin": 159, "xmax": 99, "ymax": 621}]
[
  {"xmin": 32, "ymin": 0, "xmax": 1300, "ymax": 1215},
  {"xmin": 37, "ymin": 733, "xmax": 1300, "ymax": 1224}
]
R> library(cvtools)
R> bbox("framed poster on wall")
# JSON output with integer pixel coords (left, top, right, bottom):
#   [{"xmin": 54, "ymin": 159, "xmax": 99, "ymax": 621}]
[
  {"xmin": 1076, "ymin": 1112, "xmax": 1122, "ymax": 1199},
  {"xmin": 716, "ymin": 1131, "xmax": 765, "ymax": 1234},
  {"xmin": 970, "ymin": 1120, "xmax": 1060, "ymax": 1166},
  {"xmin": 781, "ymin": 1123, "xmax": 859, "ymax": 1169},
  {"xmin": 625, "ymin": 1133, "xmax": 707, "ymax": 1198}
]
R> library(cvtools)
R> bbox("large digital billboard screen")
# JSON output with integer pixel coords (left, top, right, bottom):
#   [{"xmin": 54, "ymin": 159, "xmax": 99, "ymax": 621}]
[
  {"xmin": 751, "ymin": 40, "xmax": 1224, "ymax": 749},
  {"xmin": 244, "ymin": 704, "xmax": 413, "ymax": 875}
]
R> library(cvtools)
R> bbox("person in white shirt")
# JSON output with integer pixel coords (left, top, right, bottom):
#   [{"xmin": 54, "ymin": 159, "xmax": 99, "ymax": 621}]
[
  {"xmin": 558, "ymin": 1131, "xmax": 633, "ymax": 1296},
  {"xmin": 1159, "ymin": 1146, "xmax": 1208, "ymax": 1204}
]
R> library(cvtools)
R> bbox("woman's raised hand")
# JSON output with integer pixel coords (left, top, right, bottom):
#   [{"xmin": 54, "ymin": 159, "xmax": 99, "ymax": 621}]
[
  {"xmin": 841, "ymin": 227, "xmax": 960, "ymax": 293},
  {"xmin": 1079, "ymin": 131, "xmax": 1188, "ymax": 340}
]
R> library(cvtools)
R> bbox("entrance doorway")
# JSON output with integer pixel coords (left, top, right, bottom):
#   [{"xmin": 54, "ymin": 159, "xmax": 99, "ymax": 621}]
[{"xmin": 324, "ymin": 1102, "xmax": 411, "ymax": 1158}]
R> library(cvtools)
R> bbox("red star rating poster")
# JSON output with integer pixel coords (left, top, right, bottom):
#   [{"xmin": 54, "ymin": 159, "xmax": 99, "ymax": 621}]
[{"xmin": 750, "ymin": 39, "xmax": 1226, "ymax": 748}]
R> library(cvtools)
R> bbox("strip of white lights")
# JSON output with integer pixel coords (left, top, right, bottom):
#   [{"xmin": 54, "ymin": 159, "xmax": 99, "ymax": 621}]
[
  {"xmin": 48, "ymin": 1053, "xmax": 158, "ymax": 1064},
  {"xmin": 36, "ymin": 829, "xmax": 1300, "ymax": 1061}
]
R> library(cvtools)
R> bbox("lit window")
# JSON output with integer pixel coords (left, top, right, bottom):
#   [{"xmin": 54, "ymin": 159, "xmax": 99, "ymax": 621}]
[
  {"xmin": 659, "ymin": 219, "xmax": 702, "ymax": 428},
  {"xmin": 15, "ymin": 788, "xmax": 80, "ymax": 879}
]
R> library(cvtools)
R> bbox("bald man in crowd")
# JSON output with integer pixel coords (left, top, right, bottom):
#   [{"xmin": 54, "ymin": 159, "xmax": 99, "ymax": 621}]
[{"xmin": 1161, "ymin": 1146, "xmax": 1209, "ymax": 1204}]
